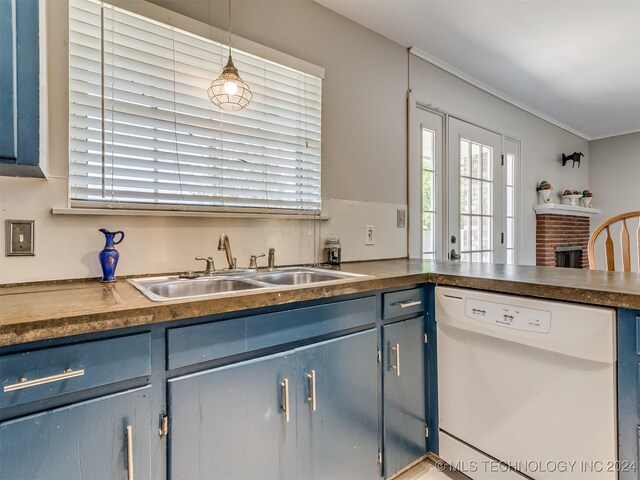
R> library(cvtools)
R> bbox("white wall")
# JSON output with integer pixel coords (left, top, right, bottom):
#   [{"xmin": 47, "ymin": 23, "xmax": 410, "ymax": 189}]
[
  {"xmin": 589, "ymin": 132, "xmax": 640, "ymax": 224},
  {"xmin": 409, "ymin": 55, "xmax": 591, "ymax": 265},
  {"xmin": 588, "ymin": 132, "xmax": 640, "ymax": 272},
  {"xmin": 0, "ymin": 0, "xmax": 408, "ymax": 284}
]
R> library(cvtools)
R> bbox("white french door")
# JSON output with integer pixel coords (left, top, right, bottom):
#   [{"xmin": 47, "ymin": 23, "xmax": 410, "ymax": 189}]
[{"xmin": 447, "ymin": 118, "xmax": 504, "ymax": 263}]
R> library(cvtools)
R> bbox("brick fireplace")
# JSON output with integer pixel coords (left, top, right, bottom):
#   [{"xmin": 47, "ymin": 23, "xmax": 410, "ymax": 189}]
[{"xmin": 534, "ymin": 204, "xmax": 601, "ymax": 269}]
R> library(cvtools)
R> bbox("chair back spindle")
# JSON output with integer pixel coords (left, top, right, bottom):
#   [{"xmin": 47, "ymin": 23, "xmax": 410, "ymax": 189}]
[{"xmin": 588, "ymin": 211, "xmax": 640, "ymax": 272}]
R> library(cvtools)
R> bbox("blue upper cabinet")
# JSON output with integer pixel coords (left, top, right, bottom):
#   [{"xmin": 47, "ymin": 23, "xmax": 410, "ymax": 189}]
[{"xmin": 0, "ymin": 0, "xmax": 42, "ymax": 178}]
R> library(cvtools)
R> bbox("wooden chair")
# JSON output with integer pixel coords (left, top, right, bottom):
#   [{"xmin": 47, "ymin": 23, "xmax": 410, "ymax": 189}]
[{"xmin": 588, "ymin": 211, "xmax": 640, "ymax": 271}]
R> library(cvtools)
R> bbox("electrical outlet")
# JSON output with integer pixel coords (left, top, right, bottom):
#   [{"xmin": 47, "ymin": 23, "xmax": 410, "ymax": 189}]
[
  {"xmin": 397, "ymin": 209, "xmax": 406, "ymax": 228},
  {"xmin": 6, "ymin": 220, "xmax": 35, "ymax": 256},
  {"xmin": 365, "ymin": 225, "xmax": 375, "ymax": 245}
]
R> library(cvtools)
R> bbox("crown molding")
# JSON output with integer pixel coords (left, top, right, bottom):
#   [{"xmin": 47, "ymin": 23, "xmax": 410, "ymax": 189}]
[{"xmin": 409, "ymin": 47, "xmax": 593, "ymax": 141}]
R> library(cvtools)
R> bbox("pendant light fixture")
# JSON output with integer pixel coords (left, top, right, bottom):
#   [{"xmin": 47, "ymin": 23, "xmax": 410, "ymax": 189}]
[{"xmin": 207, "ymin": 0, "xmax": 252, "ymax": 111}]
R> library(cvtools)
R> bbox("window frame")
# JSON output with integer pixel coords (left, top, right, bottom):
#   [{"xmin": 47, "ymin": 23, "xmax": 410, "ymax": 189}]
[{"xmin": 66, "ymin": 0, "xmax": 324, "ymax": 216}]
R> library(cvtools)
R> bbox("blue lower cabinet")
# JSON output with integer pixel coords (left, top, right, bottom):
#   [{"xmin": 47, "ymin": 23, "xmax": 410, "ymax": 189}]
[
  {"xmin": 168, "ymin": 351, "xmax": 297, "ymax": 480},
  {"xmin": 0, "ymin": 386, "xmax": 151, "ymax": 480},
  {"xmin": 618, "ymin": 308, "xmax": 640, "ymax": 480},
  {"xmin": 296, "ymin": 329, "xmax": 379, "ymax": 479},
  {"xmin": 168, "ymin": 330, "xmax": 379, "ymax": 480},
  {"xmin": 382, "ymin": 317, "xmax": 427, "ymax": 478}
]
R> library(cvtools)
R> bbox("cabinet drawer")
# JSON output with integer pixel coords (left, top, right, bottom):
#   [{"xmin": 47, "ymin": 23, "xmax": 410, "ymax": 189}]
[
  {"xmin": 383, "ymin": 288, "xmax": 425, "ymax": 320},
  {"xmin": 0, "ymin": 333, "xmax": 151, "ymax": 409},
  {"xmin": 167, "ymin": 296, "xmax": 376, "ymax": 370}
]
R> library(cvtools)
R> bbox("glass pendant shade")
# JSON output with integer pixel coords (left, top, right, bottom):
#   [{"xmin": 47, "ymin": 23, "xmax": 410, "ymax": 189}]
[{"xmin": 208, "ymin": 55, "xmax": 253, "ymax": 111}]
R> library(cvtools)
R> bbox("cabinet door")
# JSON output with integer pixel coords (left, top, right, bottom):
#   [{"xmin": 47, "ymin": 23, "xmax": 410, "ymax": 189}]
[
  {"xmin": 0, "ymin": 386, "xmax": 151, "ymax": 480},
  {"xmin": 168, "ymin": 351, "xmax": 296, "ymax": 480},
  {"xmin": 617, "ymin": 308, "xmax": 640, "ymax": 480},
  {"xmin": 0, "ymin": 0, "xmax": 41, "ymax": 176},
  {"xmin": 382, "ymin": 317, "xmax": 426, "ymax": 477},
  {"xmin": 296, "ymin": 329, "xmax": 379, "ymax": 480}
]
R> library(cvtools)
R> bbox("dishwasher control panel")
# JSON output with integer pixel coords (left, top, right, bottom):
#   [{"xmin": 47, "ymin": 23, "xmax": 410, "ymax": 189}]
[{"xmin": 465, "ymin": 298, "xmax": 551, "ymax": 333}]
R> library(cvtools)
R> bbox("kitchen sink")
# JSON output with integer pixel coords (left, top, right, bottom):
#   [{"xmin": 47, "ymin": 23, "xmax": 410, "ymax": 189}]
[
  {"xmin": 130, "ymin": 277, "xmax": 264, "ymax": 301},
  {"xmin": 129, "ymin": 267, "xmax": 367, "ymax": 302},
  {"xmin": 252, "ymin": 271, "xmax": 349, "ymax": 285}
]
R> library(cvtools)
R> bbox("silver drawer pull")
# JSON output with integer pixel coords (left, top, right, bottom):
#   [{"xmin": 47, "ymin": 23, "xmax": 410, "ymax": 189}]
[
  {"xmin": 391, "ymin": 343, "xmax": 401, "ymax": 376},
  {"xmin": 306, "ymin": 370, "xmax": 317, "ymax": 412},
  {"xmin": 397, "ymin": 300, "xmax": 422, "ymax": 309},
  {"xmin": 126, "ymin": 425, "xmax": 134, "ymax": 480},
  {"xmin": 3, "ymin": 368, "xmax": 85, "ymax": 392},
  {"xmin": 280, "ymin": 378, "xmax": 290, "ymax": 422}
]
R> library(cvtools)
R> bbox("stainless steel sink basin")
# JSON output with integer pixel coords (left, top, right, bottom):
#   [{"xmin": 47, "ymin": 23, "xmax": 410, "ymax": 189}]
[
  {"xmin": 252, "ymin": 271, "xmax": 349, "ymax": 285},
  {"xmin": 129, "ymin": 267, "xmax": 368, "ymax": 301},
  {"xmin": 129, "ymin": 277, "xmax": 263, "ymax": 301}
]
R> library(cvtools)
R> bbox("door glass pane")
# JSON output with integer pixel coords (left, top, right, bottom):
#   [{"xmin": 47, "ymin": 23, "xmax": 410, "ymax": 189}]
[
  {"xmin": 471, "ymin": 216, "xmax": 480, "ymax": 250},
  {"xmin": 482, "ymin": 182, "xmax": 492, "ymax": 215},
  {"xmin": 460, "ymin": 215, "xmax": 470, "ymax": 251},
  {"xmin": 460, "ymin": 178, "xmax": 470, "ymax": 214},
  {"xmin": 505, "ymin": 152, "xmax": 516, "ymax": 263},
  {"xmin": 422, "ymin": 128, "xmax": 437, "ymax": 259},
  {"xmin": 482, "ymin": 146, "xmax": 492, "ymax": 180},
  {"xmin": 471, "ymin": 180, "xmax": 481, "ymax": 214},
  {"xmin": 460, "ymin": 140, "xmax": 470, "ymax": 176},
  {"xmin": 459, "ymin": 137, "xmax": 494, "ymax": 263},
  {"xmin": 471, "ymin": 143, "xmax": 480, "ymax": 178}
]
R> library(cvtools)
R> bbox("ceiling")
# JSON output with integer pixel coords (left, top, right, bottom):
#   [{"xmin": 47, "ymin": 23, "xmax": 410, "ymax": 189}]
[{"xmin": 314, "ymin": 0, "xmax": 640, "ymax": 140}]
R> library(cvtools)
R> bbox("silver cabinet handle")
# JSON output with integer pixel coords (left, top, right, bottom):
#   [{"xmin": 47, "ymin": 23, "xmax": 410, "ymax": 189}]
[
  {"xmin": 397, "ymin": 300, "xmax": 422, "ymax": 309},
  {"xmin": 126, "ymin": 425, "xmax": 134, "ymax": 480},
  {"xmin": 3, "ymin": 368, "xmax": 85, "ymax": 392},
  {"xmin": 306, "ymin": 370, "xmax": 317, "ymax": 412},
  {"xmin": 280, "ymin": 379, "xmax": 290, "ymax": 422},
  {"xmin": 391, "ymin": 343, "xmax": 401, "ymax": 376}
]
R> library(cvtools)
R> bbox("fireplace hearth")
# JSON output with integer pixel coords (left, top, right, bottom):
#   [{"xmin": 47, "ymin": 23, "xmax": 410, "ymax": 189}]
[
  {"xmin": 555, "ymin": 246, "xmax": 583, "ymax": 269},
  {"xmin": 534, "ymin": 204, "xmax": 601, "ymax": 269}
]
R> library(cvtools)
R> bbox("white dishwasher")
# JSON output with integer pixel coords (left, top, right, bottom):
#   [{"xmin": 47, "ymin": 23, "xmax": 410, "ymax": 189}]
[{"xmin": 436, "ymin": 286, "xmax": 617, "ymax": 480}]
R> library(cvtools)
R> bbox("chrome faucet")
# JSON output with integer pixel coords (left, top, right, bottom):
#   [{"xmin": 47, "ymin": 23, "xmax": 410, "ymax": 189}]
[
  {"xmin": 248, "ymin": 253, "xmax": 265, "ymax": 269},
  {"xmin": 268, "ymin": 248, "xmax": 275, "ymax": 271},
  {"xmin": 217, "ymin": 233, "xmax": 236, "ymax": 269},
  {"xmin": 195, "ymin": 256, "xmax": 215, "ymax": 276}
]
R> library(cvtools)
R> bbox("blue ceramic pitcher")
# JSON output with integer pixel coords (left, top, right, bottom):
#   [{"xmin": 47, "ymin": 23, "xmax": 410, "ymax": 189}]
[{"xmin": 99, "ymin": 228, "xmax": 125, "ymax": 282}]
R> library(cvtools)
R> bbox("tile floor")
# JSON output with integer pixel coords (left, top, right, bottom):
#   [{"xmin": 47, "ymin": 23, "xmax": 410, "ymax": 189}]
[{"xmin": 396, "ymin": 460, "xmax": 467, "ymax": 480}]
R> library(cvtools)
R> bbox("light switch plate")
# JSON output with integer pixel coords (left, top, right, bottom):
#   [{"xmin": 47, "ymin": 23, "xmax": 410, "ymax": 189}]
[
  {"xmin": 365, "ymin": 225, "xmax": 375, "ymax": 245},
  {"xmin": 6, "ymin": 220, "xmax": 35, "ymax": 256},
  {"xmin": 397, "ymin": 209, "xmax": 406, "ymax": 228}
]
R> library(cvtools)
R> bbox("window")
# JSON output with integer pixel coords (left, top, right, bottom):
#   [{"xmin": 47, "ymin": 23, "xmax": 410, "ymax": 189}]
[
  {"xmin": 68, "ymin": 0, "xmax": 322, "ymax": 213},
  {"xmin": 422, "ymin": 128, "xmax": 436, "ymax": 259},
  {"xmin": 503, "ymin": 137, "xmax": 520, "ymax": 264},
  {"xmin": 459, "ymin": 138, "xmax": 495, "ymax": 263}
]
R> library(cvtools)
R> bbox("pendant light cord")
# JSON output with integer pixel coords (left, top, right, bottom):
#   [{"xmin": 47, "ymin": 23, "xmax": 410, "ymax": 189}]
[{"xmin": 228, "ymin": 0, "xmax": 232, "ymax": 57}]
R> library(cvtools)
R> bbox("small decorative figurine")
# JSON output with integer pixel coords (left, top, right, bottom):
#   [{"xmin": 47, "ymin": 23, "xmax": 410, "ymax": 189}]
[
  {"xmin": 561, "ymin": 189, "xmax": 583, "ymax": 206},
  {"xmin": 561, "ymin": 152, "xmax": 584, "ymax": 168},
  {"xmin": 536, "ymin": 180, "xmax": 553, "ymax": 204},
  {"xmin": 99, "ymin": 228, "xmax": 125, "ymax": 282}
]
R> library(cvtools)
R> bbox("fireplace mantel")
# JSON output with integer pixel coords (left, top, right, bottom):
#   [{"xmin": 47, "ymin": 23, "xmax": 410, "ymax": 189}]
[{"xmin": 533, "ymin": 203, "xmax": 602, "ymax": 217}]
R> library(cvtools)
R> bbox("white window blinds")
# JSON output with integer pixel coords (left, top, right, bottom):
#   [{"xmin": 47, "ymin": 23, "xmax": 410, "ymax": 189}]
[{"xmin": 68, "ymin": 0, "xmax": 322, "ymax": 212}]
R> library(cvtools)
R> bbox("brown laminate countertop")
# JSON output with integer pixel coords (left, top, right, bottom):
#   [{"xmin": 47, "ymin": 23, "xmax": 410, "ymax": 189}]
[{"xmin": 1, "ymin": 259, "xmax": 639, "ymax": 347}]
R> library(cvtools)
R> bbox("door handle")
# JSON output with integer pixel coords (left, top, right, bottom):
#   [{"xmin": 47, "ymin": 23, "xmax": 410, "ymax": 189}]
[
  {"xmin": 391, "ymin": 343, "xmax": 401, "ymax": 376},
  {"xmin": 126, "ymin": 425, "xmax": 134, "ymax": 480},
  {"xmin": 450, "ymin": 249, "xmax": 460, "ymax": 261},
  {"xmin": 280, "ymin": 379, "xmax": 290, "ymax": 422},
  {"xmin": 306, "ymin": 370, "xmax": 317, "ymax": 412},
  {"xmin": 397, "ymin": 300, "xmax": 422, "ymax": 309},
  {"xmin": 3, "ymin": 368, "xmax": 85, "ymax": 392}
]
